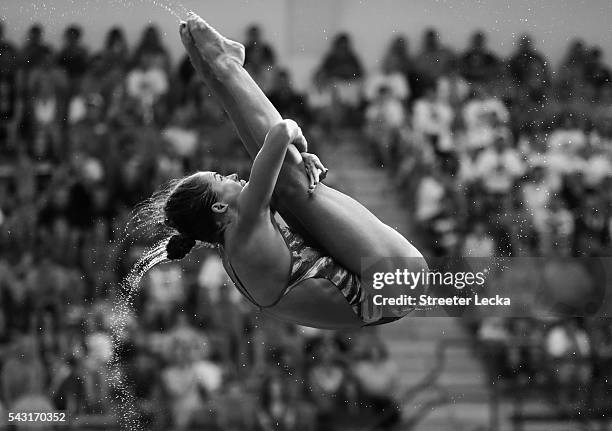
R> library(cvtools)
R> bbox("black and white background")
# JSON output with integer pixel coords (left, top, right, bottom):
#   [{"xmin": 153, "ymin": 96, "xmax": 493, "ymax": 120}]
[{"xmin": 0, "ymin": 0, "xmax": 611, "ymax": 429}]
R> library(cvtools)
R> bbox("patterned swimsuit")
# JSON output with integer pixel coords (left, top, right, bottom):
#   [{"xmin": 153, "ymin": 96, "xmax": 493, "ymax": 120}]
[
  {"xmin": 221, "ymin": 222, "xmax": 364, "ymax": 316},
  {"xmin": 221, "ymin": 219, "xmax": 402, "ymax": 326}
]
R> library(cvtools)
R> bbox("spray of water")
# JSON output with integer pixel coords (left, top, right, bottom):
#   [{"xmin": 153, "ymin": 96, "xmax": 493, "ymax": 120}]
[
  {"xmin": 107, "ymin": 240, "xmax": 169, "ymax": 431},
  {"xmin": 144, "ymin": 0, "xmax": 189, "ymax": 21},
  {"xmin": 12, "ymin": 0, "xmax": 191, "ymax": 25},
  {"xmin": 105, "ymin": 180, "xmax": 179, "ymax": 430}
]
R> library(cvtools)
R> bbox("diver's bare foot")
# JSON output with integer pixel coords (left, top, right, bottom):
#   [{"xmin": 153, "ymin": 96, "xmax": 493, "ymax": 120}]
[
  {"xmin": 184, "ymin": 13, "xmax": 245, "ymax": 69},
  {"xmin": 179, "ymin": 22, "xmax": 211, "ymax": 79}
]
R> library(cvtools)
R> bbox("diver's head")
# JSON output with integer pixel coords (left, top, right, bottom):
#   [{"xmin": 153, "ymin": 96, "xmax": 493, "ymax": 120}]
[{"xmin": 163, "ymin": 171, "xmax": 245, "ymax": 259}]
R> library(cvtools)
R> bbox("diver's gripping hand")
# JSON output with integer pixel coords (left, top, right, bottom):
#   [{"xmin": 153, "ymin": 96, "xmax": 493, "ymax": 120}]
[{"xmin": 301, "ymin": 152, "xmax": 328, "ymax": 194}]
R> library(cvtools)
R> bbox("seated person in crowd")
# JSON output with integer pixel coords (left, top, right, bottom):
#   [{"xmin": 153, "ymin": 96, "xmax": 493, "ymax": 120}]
[
  {"xmin": 351, "ymin": 341, "xmax": 401, "ymax": 429},
  {"xmin": 460, "ymin": 30, "xmax": 500, "ymax": 84},
  {"xmin": 315, "ymin": 33, "xmax": 364, "ymax": 108},
  {"xmin": 268, "ymin": 68, "xmax": 311, "ymax": 128},
  {"xmin": 56, "ymin": 25, "xmax": 89, "ymax": 89},
  {"xmin": 412, "ymin": 85, "xmax": 454, "ymax": 153},
  {"xmin": 413, "ymin": 28, "xmax": 455, "ymax": 85}
]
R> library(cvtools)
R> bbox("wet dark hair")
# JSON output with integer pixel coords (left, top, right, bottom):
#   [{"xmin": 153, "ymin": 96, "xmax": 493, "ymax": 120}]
[
  {"xmin": 163, "ymin": 172, "xmax": 223, "ymax": 260},
  {"xmin": 165, "ymin": 233, "xmax": 196, "ymax": 260}
]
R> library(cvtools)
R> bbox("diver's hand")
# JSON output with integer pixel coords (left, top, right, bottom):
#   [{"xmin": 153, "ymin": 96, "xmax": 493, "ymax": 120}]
[
  {"xmin": 275, "ymin": 119, "xmax": 308, "ymax": 153},
  {"xmin": 301, "ymin": 152, "xmax": 328, "ymax": 194}
]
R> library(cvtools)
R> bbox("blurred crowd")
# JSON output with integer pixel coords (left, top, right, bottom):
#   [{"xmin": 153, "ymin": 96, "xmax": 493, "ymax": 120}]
[
  {"xmin": 351, "ymin": 30, "xmax": 612, "ymax": 259},
  {"xmin": 0, "ymin": 17, "xmax": 611, "ymax": 429}
]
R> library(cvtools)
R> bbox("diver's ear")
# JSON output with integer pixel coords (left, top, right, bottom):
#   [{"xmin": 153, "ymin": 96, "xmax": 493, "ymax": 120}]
[{"xmin": 211, "ymin": 202, "xmax": 228, "ymax": 214}]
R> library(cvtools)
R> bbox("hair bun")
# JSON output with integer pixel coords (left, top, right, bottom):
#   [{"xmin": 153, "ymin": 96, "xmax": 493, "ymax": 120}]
[{"xmin": 166, "ymin": 234, "xmax": 196, "ymax": 260}]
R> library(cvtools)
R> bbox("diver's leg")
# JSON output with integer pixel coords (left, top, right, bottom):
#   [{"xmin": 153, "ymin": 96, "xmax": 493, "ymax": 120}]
[
  {"xmin": 180, "ymin": 18, "xmax": 289, "ymax": 162},
  {"xmin": 182, "ymin": 15, "xmax": 425, "ymax": 276},
  {"xmin": 180, "ymin": 18, "xmax": 321, "ymax": 244}
]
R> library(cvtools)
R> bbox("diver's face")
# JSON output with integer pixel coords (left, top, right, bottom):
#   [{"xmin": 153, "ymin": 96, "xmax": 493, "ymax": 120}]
[{"xmin": 205, "ymin": 171, "xmax": 246, "ymax": 205}]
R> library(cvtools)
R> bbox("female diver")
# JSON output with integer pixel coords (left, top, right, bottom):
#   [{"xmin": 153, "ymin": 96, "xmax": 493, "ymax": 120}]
[{"xmin": 161, "ymin": 13, "xmax": 427, "ymax": 329}]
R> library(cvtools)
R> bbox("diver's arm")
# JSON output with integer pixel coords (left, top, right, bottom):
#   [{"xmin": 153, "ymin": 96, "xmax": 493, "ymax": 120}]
[{"xmin": 240, "ymin": 120, "xmax": 305, "ymax": 215}]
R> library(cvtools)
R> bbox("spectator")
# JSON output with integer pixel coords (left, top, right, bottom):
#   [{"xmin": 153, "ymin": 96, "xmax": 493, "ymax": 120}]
[
  {"xmin": 462, "ymin": 221, "xmax": 497, "ymax": 257},
  {"xmin": 21, "ymin": 24, "xmax": 53, "ymax": 74},
  {"xmin": 132, "ymin": 24, "xmax": 170, "ymax": 73},
  {"xmin": 100, "ymin": 26, "xmax": 130, "ymax": 72},
  {"xmin": 365, "ymin": 43, "xmax": 410, "ymax": 103},
  {"xmin": 542, "ymin": 195, "xmax": 574, "ymax": 256},
  {"xmin": 315, "ymin": 33, "xmax": 364, "ymax": 113},
  {"xmin": 68, "ymin": 93, "xmax": 109, "ymax": 156},
  {"xmin": 306, "ymin": 338, "xmax": 352, "ymax": 431},
  {"xmin": 1, "ymin": 255, "xmax": 33, "ymax": 333},
  {"xmin": 477, "ymin": 317, "xmax": 511, "ymax": 377},
  {"xmin": 193, "ymin": 348, "xmax": 224, "ymax": 399},
  {"xmin": 161, "ymin": 333, "xmax": 212, "ymax": 430},
  {"xmin": 177, "ymin": 52, "xmax": 196, "ymax": 91},
  {"xmin": 26, "ymin": 50, "xmax": 67, "ymax": 159},
  {"xmin": 244, "ymin": 24, "xmax": 276, "ymax": 76},
  {"xmin": 507, "ymin": 34, "xmax": 550, "ymax": 101},
  {"xmin": 83, "ymin": 317, "xmax": 113, "ymax": 413},
  {"xmin": 557, "ymin": 39, "xmax": 589, "ymax": 101},
  {"xmin": 520, "ymin": 163, "xmax": 554, "ymax": 245},
  {"xmin": 306, "ymin": 71, "xmax": 338, "ymax": 133},
  {"xmin": 162, "ymin": 106, "xmax": 198, "ymax": 160},
  {"xmin": 545, "ymin": 318, "xmax": 592, "ymax": 408},
  {"xmin": 215, "ymin": 378, "xmax": 257, "ymax": 431},
  {"xmin": 572, "ymin": 191, "xmax": 610, "ymax": 256},
  {"xmin": 124, "ymin": 349, "xmax": 164, "ymax": 429},
  {"xmin": 472, "ymin": 134, "xmax": 525, "ymax": 196},
  {"xmin": 0, "ymin": 21, "xmax": 20, "ymax": 157},
  {"xmin": 364, "ymin": 85, "xmax": 406, "ymax": 167},
  {"xmin": 436, "ymin": 64, "xmax": 470, "ymax": 109},
  {"xmin": 545, "ymin": 113, "xmax": 589, "ymax": 189},
  {"xmin": 317, "ymin": 33, "xmax": 363, "ymax": 82},
  {"xmin": 126, "ymin": 52, "xmax": 169, "ymax": 124},
  {"xmin": 414, "ymin": 163, "xmax": 447, "ymax": 225},
  {"xmin": 268, "ymin": 68, "xmax": 311, "ymax": 127},
  {"xmin": 143, "ymin": 263, "xmax": 184, "ymax": 329},
  {"xmin": 50, "ymin": 354, "xmax": 88, "ymax": 414},
  {"xmin": 414, "ymin": 28, "xmax": 455, "ymax": 86},
  {"xmin": 63, "ymin": 165, "xmax": 98, "ymax": 232},
  {"xmin": 382, "ymin": 36, "xmax": 420, "ymax": 98},
  {"xmin": 364, "ymin": 83, "xmax": 406, "ymax": 128},
  {"xmin": 460, "ymin": 30, "xmax": 500, "ymax": 84},
  {"xmin": 590, "ymin": 322, "xmax": 612, "ymax": 385},
  {"xmin": 1, "ymin": 336, "xmax": 46, "ymax": 407},
  {"xmin": 351, "ymin": 341, "xmax": 401, "ymax": 430},
  {"xmin": 462, "ymin": 84, "xmax": 510, "ymax": 150},
  {"xmin": 56, "ymin": 25, "xmax": 89, "ymax": 90},
  {"xmin": 256, "ymin": 374, "xmax": 316, "ymax": 431},
  {"xmin": 412, "ymin": 85, "xmax": 454, "ymax": 153},
  {"xmin": 547, "ymin": 112, "xmax": 588, "ymax": 154},
  {"xmin": 584, "ymin": 46, "xmax": 611, "ymax": 91}
]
